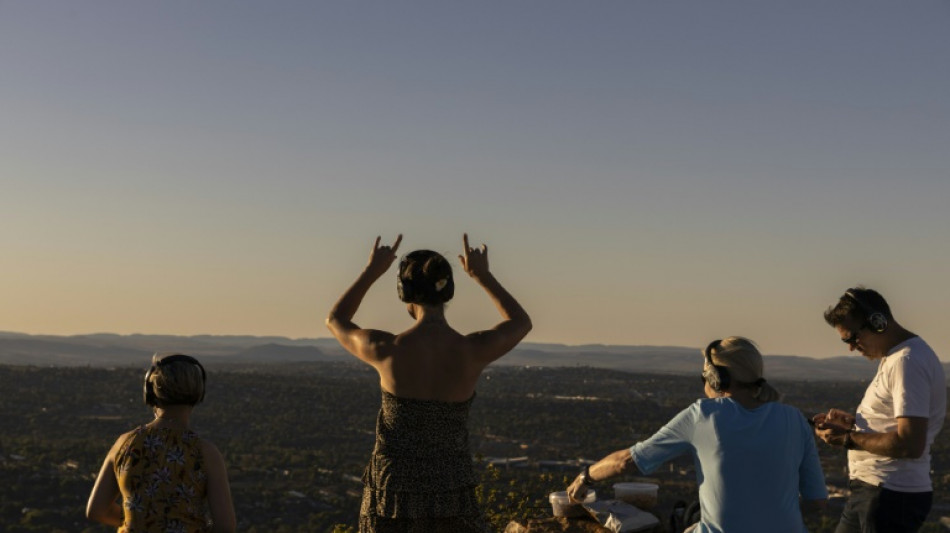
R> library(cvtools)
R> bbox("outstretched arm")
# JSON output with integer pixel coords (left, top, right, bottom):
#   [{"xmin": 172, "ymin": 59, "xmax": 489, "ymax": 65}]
[
  {"xmin": 326, "ymin": 235, "xmax": 402, "ymax": 364},
  {"xmin": 566, "ymin": 448, "xmax": 636, "ymax": 503},
  {"xmin": 460, "ymin": 234, "xmax": 532, "ymax": 364}
]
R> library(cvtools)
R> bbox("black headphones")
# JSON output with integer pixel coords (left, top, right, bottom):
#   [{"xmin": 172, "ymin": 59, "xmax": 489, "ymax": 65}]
[
  {"xmin": 143, "ymin": 353, "xmax": 207, "ymax": 406},
  {"xmin": 845, "ymin": 289, "xmax": 889, "ymax": 334},
  {"xmin": 702, "ymin": 339, "xmax": 731, "ymax": 393}
]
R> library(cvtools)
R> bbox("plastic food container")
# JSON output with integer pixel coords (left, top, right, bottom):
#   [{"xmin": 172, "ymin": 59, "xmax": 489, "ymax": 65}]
[
  {"xmin": 548, "ymin": 490, "xmax": 596, "ymax": 517},
  {"xmin": 612, "ymin": 482, "xmax": 658, "ymax": 510}
]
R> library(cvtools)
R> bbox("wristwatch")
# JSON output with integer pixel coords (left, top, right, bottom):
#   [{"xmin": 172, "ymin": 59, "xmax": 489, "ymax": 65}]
[
  {"xmin": 579, "ymin": 465, "xmax": 594, "ymax": 486},
  {"xmin": 843, "ymin": 430, "xmax": 857, "ymax": 450}
]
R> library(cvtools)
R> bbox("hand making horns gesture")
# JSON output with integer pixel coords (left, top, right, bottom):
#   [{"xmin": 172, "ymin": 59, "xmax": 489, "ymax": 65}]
[
  {"xmin": 459, "ymin": 233, "xmax": 490, "ymax": 279},
  {"xmin": 366, "ymin": 234, "xmax": 402, "ymax": 278}
]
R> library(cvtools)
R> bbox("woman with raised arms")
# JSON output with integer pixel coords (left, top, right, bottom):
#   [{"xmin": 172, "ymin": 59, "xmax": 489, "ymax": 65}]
[{"xmin": 326, "ymin": 234, "xmax": 531, "ymax": 533}]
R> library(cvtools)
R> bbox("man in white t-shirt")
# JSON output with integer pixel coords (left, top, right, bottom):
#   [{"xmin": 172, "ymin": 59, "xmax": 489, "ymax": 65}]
[{"xmin": 815, "ymin": 286, "xmax": 946, "ymax": 533}]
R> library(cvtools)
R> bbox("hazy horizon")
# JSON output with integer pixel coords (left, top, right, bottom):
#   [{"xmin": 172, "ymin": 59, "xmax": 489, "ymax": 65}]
[{"xmin": 2, "ymin": 2, "xmax": 948, "ymax": 360}]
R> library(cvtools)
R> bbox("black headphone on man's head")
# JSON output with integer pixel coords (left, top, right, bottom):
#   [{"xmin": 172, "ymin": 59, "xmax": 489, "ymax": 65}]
[
  {"xmin": 143, "ymin": 353, "xmax": 207, "ymax": 406},
  {"xmin": 845, "ymin": 289, "xmax": 889, "ymax": 334},
  {"xmin": 702, "ymin": 339, "xmax": 731, "ymax": 393}
]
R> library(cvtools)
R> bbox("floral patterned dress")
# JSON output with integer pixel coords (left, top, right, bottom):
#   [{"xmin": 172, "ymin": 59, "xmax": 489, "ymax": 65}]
[{"xmin": 113, "ymin": 425, "xmax": 210, "ymax": 533}]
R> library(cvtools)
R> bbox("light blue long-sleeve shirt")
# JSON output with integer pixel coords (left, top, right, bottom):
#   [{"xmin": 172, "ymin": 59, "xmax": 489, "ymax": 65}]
[{"xmin": 630, "ymin": 398, "xmax": 827, "ymax": 533}]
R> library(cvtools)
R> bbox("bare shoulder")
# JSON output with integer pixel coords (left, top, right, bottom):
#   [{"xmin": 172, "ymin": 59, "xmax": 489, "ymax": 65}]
[
  {"xmin": 108, "ymin": 427, "xmax": 140, "ymax": 457},
  {"xmin": 198, "ymin": 438, "xmax": 225, "ymax": 460}
]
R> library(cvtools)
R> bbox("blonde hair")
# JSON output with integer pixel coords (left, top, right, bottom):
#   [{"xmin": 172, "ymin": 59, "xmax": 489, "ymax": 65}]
[
  {"xmin": 147, "ymin": 353, "xmax": 205, "ymax": 406},
  {"xmin": 708, "ymin": 336, "xmax": 781, "ymax": 402}
]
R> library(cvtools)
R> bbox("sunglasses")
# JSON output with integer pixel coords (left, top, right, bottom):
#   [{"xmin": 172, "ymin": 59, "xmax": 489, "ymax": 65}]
[{"xmin": 841, "ymin": 326, "xmax": 865, "ymax": 347}]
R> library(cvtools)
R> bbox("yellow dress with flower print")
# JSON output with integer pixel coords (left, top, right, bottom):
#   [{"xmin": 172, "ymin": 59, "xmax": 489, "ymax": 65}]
[{"xmin": 113, "ymin": 425, "xmax": 210, "ymax": 533}]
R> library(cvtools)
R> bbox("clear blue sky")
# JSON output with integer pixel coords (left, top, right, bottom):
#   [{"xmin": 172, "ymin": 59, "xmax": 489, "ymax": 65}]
[{"xmin": 1, "ymin": 2, "xmax": 948, "ymax": 360}]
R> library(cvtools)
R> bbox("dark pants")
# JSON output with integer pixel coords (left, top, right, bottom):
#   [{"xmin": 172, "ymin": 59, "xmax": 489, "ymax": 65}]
[{"xmin": 834, "ymin": 479, "xmax": 932, "ymax": 533}]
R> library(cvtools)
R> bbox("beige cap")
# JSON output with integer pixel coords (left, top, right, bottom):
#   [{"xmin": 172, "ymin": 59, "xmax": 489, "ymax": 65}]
[{"xmin": 708, "ymin": 336, "xmax": 781, "ymax": 402}]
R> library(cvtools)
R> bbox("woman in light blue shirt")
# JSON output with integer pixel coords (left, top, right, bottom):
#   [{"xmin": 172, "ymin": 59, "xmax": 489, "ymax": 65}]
[{"xmin": 567, "ymin": 337, "xmax": 828, "ymax": 533}]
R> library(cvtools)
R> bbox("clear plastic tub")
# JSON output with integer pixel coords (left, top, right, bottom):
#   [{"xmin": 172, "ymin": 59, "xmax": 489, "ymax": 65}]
[
  {"xmin": 548, "ymin": 489, "xmax": 596, "ymax": 517},
  {"xmin": 612, "ymin": 482, "xmax": 658, "ymax": 510}
]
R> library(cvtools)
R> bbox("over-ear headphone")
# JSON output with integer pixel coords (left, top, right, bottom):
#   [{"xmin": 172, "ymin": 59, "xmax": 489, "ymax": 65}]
[
  {"xmin": 702, "ymin": 339, "xmax": 731, "ymax": 393},
  {"xmin": 845, "ymin": 290, "xmax": 888, "ymax": 334},
  {"xmin": 143, "ymin": 354, "xmax": 207, "ymax": 406}
]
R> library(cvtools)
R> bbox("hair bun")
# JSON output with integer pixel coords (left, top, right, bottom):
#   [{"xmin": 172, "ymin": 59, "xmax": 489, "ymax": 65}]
[{"xmin": 398, "ymin": 250, "xmax": 455, "ymax": 304}]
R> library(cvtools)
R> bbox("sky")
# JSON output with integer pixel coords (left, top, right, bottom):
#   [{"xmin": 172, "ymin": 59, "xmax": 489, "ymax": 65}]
[{"xmin": 1, "ymin": 2, "xmax": 948, "ymax": 360}]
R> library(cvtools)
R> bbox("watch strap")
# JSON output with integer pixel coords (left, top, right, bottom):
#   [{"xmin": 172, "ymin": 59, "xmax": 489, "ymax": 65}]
[
  {"xmin": 843, "ymin": 430, "xmax": 856, "ymax": 450},
  {"xmin": 580, "ymin": 465, "xmax": 593, "ymax": 485}
]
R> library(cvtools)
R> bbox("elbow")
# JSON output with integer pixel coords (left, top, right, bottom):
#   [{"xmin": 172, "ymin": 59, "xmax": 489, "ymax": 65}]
[
  {"xmin": 891, "ymin": 442, "xmax": 925, "ymax": 459},
  {"xmin": 515, "ymin": 312, "xmax": 532, "ymax": 336},
  {"xmin": 905, "ymin": 444, "xmax": 926, "ymax": 459},
  {"xmin": 804, "ymin": 498, "xmax": 828, "ymax": 512},
  {"xmin": 211, "ymin": 521, "xmax": 237, "ymax": 533},
  {"xmin": 210, "ymin": 511, "xmax": 237, "ymax": 533},
  {"xmin": 897, "ymin": 433, "xmax": 927, "ymax": 459}
]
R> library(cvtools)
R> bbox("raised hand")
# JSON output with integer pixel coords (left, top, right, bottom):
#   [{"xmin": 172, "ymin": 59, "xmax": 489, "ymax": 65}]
[
  {"xmin": 458, "ymin": 233, "xmax": 489, "ymax": 280},
  {"xmin": 366, "ymin": 234, "xmax": 402, "ymax": 278}
]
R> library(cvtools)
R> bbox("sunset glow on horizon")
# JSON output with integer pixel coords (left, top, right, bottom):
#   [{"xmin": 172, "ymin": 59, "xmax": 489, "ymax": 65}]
[{"xmin": 1, "ymin": 2, "xmax": 948, "ymax": 360}]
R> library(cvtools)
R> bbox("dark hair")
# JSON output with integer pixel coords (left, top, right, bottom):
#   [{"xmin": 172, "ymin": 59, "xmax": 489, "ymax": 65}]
[
  {"xmin": 823, "ymin": 286, "xmax": 892, "ymax": 327},
  {"xmin": 397, "ymin": 250, "xmax": 454, "ymax": 305}
]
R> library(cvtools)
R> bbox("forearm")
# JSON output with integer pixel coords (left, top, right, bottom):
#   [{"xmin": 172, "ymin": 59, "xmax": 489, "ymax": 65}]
[
  {"xmin": 474, "ymin": 272, "xmax": 531, "ymax": 328},
  {"xmin": 589, "ymin": 449, "xmax": 636, "ymax": 482},
  {"xmin": 327, "ymin": 268, "xmax": 381, "ymax": 325},
  {"xmin": 568, "ymin": 449, "xmax": 636, "ymax": 503},
  {"xmin": 850, "ymin": 430, "xmax": 923, "ymax": 459}
]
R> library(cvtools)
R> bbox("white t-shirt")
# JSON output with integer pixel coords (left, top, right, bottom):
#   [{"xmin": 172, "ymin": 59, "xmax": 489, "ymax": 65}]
[{"xmin": 849, "ymin": 336, "xmax": 946, "ymax": 491}]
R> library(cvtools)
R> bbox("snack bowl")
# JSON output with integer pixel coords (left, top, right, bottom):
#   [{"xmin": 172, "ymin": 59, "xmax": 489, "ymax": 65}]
[{"xmin": 612, "ymin": 482, "xmax": 658, "ymax": 510}]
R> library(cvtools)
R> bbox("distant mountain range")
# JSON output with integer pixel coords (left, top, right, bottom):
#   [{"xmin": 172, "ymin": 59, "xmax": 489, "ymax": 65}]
[{"xmin": 1, "ymin": 331, "xmax": 940, "ymax": 383}]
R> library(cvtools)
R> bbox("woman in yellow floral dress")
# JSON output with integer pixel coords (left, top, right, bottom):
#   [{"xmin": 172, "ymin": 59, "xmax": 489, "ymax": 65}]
[{"xmin": 86, "ymin": 353, "xmax": 236, "ymax": 532}]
